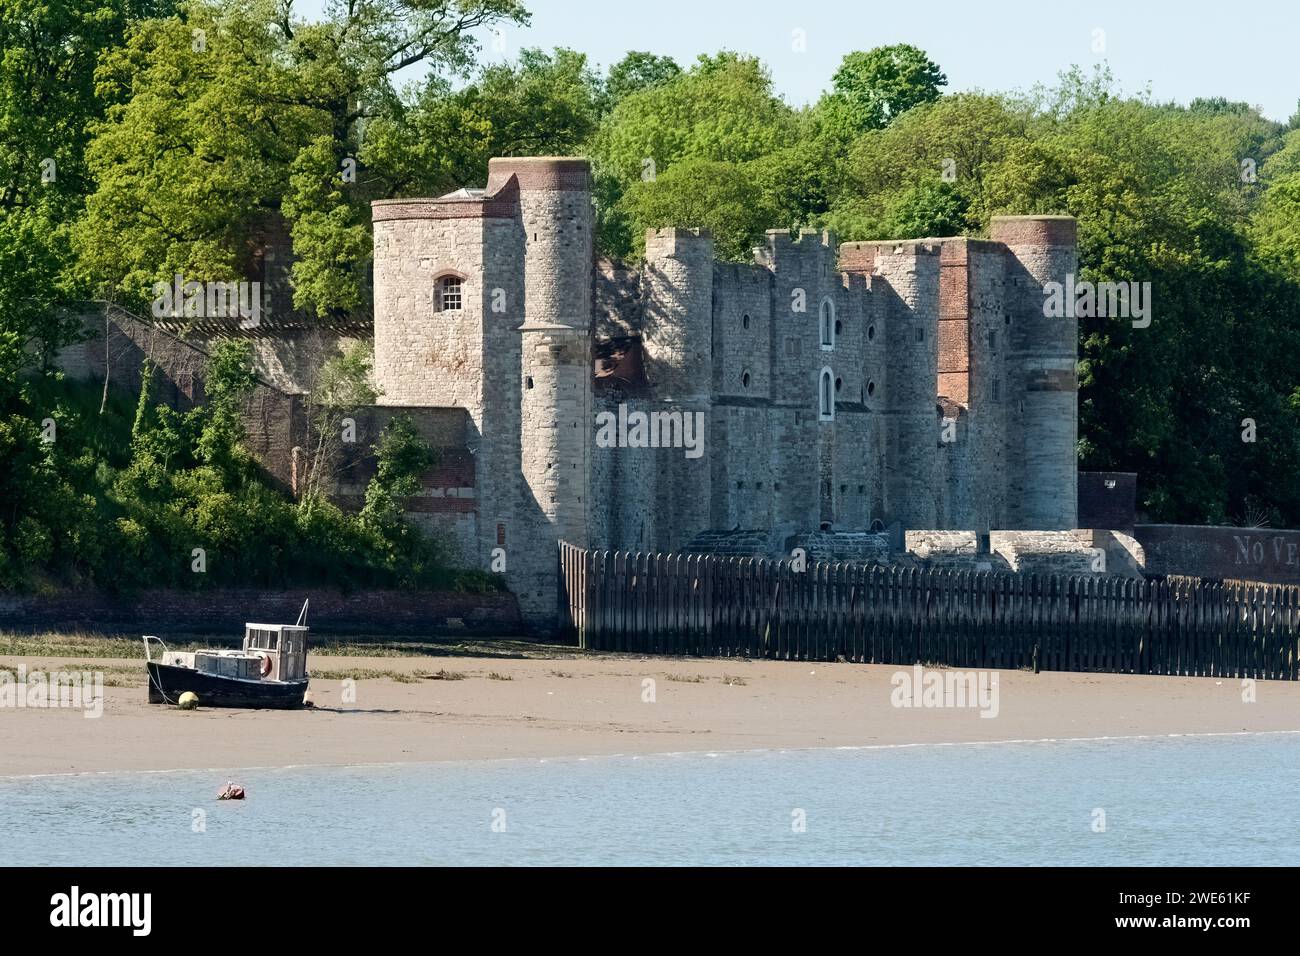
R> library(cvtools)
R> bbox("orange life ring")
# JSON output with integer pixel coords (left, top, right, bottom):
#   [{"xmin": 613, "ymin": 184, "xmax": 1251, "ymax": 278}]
[{"xmin": 257, "ymin": 654, "xmax": 272, "ymax": 678}]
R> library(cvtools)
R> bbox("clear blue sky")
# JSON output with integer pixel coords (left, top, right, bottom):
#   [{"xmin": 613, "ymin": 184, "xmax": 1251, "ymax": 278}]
[{"xmin": 298, "ymin": 0, "xmax": 1297, "ymax": 121}]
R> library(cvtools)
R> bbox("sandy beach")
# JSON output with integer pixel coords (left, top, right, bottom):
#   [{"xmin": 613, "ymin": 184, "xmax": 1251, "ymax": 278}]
[{"xmin": 3, "ymin": 640, "xmax": 1299, "ymax": 777}]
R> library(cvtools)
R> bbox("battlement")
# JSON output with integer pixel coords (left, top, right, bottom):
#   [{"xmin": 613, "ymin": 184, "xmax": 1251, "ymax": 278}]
[
  {"xmin": 755, "ymin": 228, "xmax": 838, "ymax": 272},
  {"xmin": 848, "ymin": 238, "xmax": 945, "ymax": 258},
  {"xmin": 763, "ymin": 228, "xmax": 836, "ymax": 247},
  {"xmin": 486, "ymin": 156, "xmax": 591, "ymax": 192},
  {"xmin": 840, "ymin": 236, "xmax": 1014, "ymax": 274},
  {"xmin": 645, "ymin": 227, "xmax": 714, "ymax": 261},
  {"xmin": 989, "ymin": 215, "xmax": 1077, "ymax": 247},
  {"xmin": 371, "ymin": 187, "xmax": 518, "ymax": 222},
  {"xmin": 648, "ymin": 226, "xmax": 712, "ymax": 241}
]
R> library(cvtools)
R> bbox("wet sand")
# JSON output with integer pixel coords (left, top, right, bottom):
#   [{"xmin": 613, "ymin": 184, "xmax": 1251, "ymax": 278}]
[{"xmin": 3, "ymin": 650, "xmax": 1298, "ymax": 776}]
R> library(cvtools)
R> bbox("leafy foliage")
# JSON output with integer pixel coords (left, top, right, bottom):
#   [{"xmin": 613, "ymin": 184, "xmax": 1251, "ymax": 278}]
[
  {"xmin": 5, "ymin": 2, "xmax": 1300, "ymax": 542},
  {"xmin": 0, "ymin": 344, "xmax": 492, "ymax": 593},
  {"xmin": 816, "ymin": 44, "xmax": 947, "ymax": 138}
]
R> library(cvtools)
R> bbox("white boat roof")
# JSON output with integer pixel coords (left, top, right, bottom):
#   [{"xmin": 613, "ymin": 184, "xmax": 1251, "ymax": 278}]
[{"xmin": 245, "ymin": 623, "xmax": 309, "ymax": 630}]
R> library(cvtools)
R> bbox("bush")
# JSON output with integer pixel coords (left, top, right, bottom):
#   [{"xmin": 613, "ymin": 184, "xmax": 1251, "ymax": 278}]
[{"xmin": 0, "ymin": 353, "xmax": 491, "ymax": 596}]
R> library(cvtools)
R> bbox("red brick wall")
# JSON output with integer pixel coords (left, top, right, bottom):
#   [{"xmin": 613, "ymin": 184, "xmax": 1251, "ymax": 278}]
[
  {"xmin": 837, "ymin": 243, "xmax": 877, "ymax": 274},
  {"xmin": 936, "ymin": 242, "xmax": 971, "ymax": 405},
  {"xmin": 988, "ymin": 216, "xmax": 1078, "ymax": 247}
]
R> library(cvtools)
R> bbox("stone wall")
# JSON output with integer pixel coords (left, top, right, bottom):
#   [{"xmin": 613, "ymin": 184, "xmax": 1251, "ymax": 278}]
[
  {"xmin": 1072, "ymin": 529, "xmax": 1146, "ymax": 578},
  {"xmin": 327, "ymin": 405, "xmax": 479, "ymax": 562},
  {"xmin": 990, "ymin": 530, "xmax": 1097, "ymax": 574},
  {"xmin": 59, "ymin": 307, "xmax": 307, "ymax": 491},
  {"xmin": 1133, "ymin": 524, "xmax": 1300, "ymax": 584},
  {"xmin": 504, "ymin": 157, "xmax": 595, "ymax": 624},
  {"xmin": 589, "ymin": 224, "xmax": 1077, "ymax": 581},
  {"xmin": 0, "ymin": 587, "xmax": 521, "ymax": 636},
  {"xmin": 906, "ymin": 530, "xmax": 979, "ymax": 561}
]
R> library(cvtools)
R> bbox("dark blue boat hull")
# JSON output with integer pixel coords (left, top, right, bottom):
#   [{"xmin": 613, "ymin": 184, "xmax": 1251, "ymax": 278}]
[{"xmin": 146, "ymin": 662, "xmax": 309, "ymax": 709}]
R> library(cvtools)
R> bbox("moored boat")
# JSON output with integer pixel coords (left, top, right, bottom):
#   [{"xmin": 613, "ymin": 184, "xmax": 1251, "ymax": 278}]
[{"xmin": 144, "ymin": 602, "xmax": 311, "ymax": 709}]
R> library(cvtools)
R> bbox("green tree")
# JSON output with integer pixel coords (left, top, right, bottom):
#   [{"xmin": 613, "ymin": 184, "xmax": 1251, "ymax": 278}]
[
  {"xmin": 816, "ymin": 45, "xmax": 946, "ymax": 139},
  {"xmin": 590, "ymin": 52, "xmax": 797, "ymax": 257},
  {"xmin": 620, "ymin": 159, "xmax": 774, "ymax": 261},
  {"xmin": 361, "ymin": 415, "xmax": 435, "ymax": 538},
  {"xmin": 366, "ymin": 47, "xmax": 602, "ymax": 199},
  {"xmin": 76, "ymin": 0, "xmax": 528, "ymax": 313},
  {"xmin": 283, "ymin": 136, "xmax": 373, "ymax": 316},
  {"xmin": 300, "ymin": 341, "xmax": 380, "ymax": 503},
  {"xmin": 0, "ymin": 0, "xmax": 170, "ymax": 364},
  {"xmin": 603, "ymin": 50, "xmax": 680, "ymax": 109},
  {"xmin": 827, "ymin": 94, "xmax": 1029, "ymax": 240}
]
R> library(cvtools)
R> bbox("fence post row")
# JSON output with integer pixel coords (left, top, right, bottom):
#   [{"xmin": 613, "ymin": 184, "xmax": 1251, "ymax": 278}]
[{"xmin": 556, "ymin": 541, "xmax": 1300, "ymax": 680}]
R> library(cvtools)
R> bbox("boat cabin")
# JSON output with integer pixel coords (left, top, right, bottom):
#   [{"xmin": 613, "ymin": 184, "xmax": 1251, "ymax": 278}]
[{"xmin": 243, "ymin": 624, "xmax": 308, "ymax": 681}]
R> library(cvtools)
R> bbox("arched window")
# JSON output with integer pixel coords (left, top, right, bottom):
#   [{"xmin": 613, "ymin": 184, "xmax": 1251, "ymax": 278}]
[
  {"xmin": 819, "ymin": 298, "xmax": 835, "ymax": 350},
  {"xmin": 438, "ymin": 275, "xmax": 463, "ymax": 311},
  {"xmin": 819, "ymin": 367, "xmax": 834, "ymax": 421}
]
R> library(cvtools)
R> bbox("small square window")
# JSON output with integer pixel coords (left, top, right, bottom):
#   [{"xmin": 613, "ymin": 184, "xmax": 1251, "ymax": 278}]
[{"xmin": 439, "ymin": 276, "xmax": 463, "ymax": 311}]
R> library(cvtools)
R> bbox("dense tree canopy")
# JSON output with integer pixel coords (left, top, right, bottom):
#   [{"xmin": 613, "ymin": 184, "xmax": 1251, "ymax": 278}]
[{"xmin": 2, "ymin": 1, "xmax": 1300, "ymax": 583}]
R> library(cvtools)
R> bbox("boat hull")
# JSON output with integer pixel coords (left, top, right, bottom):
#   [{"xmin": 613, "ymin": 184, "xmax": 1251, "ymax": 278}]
[{"xmin": 146, "ymin": 662, "xmax": 309, "ymax": 709}]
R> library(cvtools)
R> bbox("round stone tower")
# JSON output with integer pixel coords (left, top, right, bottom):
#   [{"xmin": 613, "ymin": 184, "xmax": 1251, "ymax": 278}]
[
  {"xmin": 991, "ymin": 215, "xmax": 1079, "ymax": 530},
  {"xmin": 486, "ymin": 157, "xmax": 594, "ymax": 624}
]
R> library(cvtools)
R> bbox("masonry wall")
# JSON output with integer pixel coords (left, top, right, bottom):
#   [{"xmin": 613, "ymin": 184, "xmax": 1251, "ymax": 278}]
[
  {"xmin": 590, "ymin": 225, "xmax": 1081, "ymax": 554},
  {"xmin": 370, "ymin": 187, "xmax": 526, "ymax": 590},
  {"xmin": 0, "ymin": 587, "xmax": 521, "ymax": 636},
  {"xmin": 327, "ymin": 405, "xmax": 479, "ymax": 563},
  {"xmin": 58, "ymin": 308, "xmax": 306, "ymax": 491},
  {"xmin": 874, "ymin": 241, "xmax": 943, "ymax": 529},
  {"xmin": 1133, "ymin": 524, "xmax": 1300, "ymax": 584},
  {"xmin": 242, "ymin": 329, "xmax": 367, "ymax": 394},
  {"xmin": 938, "ymin": 241, "xmax": 1012, "ymax": 531},
  {"xmin": 371, "ymin": 207, "xmax": 491, "ymax": 410}
]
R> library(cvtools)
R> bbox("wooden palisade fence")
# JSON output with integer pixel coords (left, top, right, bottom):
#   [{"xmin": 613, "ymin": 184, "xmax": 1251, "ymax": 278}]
[{"xmin": 557, "ymin": 542, "xmax": 1300, "ymax": 680}]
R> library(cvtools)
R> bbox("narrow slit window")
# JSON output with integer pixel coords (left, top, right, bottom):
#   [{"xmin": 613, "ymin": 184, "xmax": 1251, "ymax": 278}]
[
  {"xmin": 820, "ymin": 298, "xmax": 835, "ymax": 349},
  {"xmin": 819, "ymin": 368, "xmax": 834, "ymax": 421}
]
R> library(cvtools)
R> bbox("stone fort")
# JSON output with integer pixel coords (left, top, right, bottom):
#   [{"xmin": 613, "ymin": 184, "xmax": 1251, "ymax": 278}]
[{"xmin": 65, "ymin": 156, "xmax": 1105, "ymax": 629}]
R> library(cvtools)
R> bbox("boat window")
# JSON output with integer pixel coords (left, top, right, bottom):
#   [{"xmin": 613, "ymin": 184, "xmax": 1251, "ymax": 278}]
[{"xmin": 248, "ymin": 628, "xmax": 278, "ymax": 650}]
